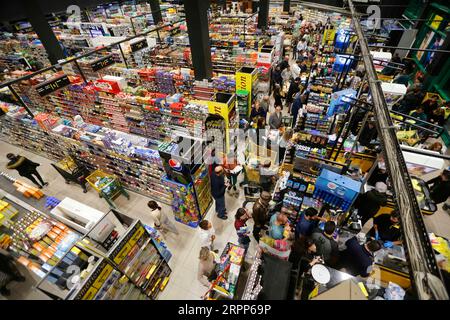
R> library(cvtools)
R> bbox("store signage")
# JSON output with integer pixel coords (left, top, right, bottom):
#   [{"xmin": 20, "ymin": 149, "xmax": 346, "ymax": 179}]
[
  {"xmin": 93, "ymin": 79, "xmax": 121, "ymax": 94},
  {"xmin": 169, "ymin": 159, "xmax": 183, "ymax": 172},
  {"xmin": 130, "ymin": 38, "xmax": 148, "ymax": 52},
  {"xmin": 35, "ymin": 74, "xmax": 71, "ymax": 97},
  {"xmin": 90, "ymin": 54, "xmax": 115, "ymax": 72},
  {"xmin": 322, "ymin": 28, "xmax": 336, "ymax": 45}
]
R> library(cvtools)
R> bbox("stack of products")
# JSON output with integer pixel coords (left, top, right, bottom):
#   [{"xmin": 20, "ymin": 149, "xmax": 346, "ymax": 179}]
[{"xmin": 213, "ymin": 243, "xmax": 245, "ymax": 299}]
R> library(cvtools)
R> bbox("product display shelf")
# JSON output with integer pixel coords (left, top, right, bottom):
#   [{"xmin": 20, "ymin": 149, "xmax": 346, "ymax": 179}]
[
  {"xmin": 0, "ymin": 192, "xmax": 81, "ymax": 283},
  {"xmin": 107, "ymin": 220, "xmax": 171, "ymax": 299},
  {"xmin": 210, "ymin": 242, "xmax": 245, "ymax": 299}
]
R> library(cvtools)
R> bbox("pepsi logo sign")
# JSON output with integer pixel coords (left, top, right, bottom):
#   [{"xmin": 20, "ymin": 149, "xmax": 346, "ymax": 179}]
[{"xmin": 169, "ymin": 159, "xmax": 182, "ymax": 172}]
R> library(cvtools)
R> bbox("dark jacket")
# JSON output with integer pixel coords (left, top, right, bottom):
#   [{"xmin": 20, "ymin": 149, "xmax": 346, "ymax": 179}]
[
  {"xmin": 286, "ymin": 80, "xmax": 300, "ymax": 103},
  {"xmin": 272, "ymin": 69, "xmax": 283, "ymax": 85},
  {"xmin": 295, "ymin": 214, "xmax": 318, "ymax": 239},
  {"xmin": 250, "ymin": 107, "xmax": 267, "ymax": 122},
  {"xmin": 7, "ymin": 156, "xmax": 40, "ymax": 176},
  {"xmin": 428, "ymin": 176, "xmax": 450, "ymax": 204},
  {"xmin": 210, "ymin": 172, "xmax": 226, "ymax": 199},
  {"xmin": 291, "ymin": 95, "xmax": 302, "ymax": 126},
  {"xmin": 341, "ymin": 237, "xmax": 374, "ymax": 277},
  {"xmin": 252, "ymin": 199, "xmax": 270, "ymax": 227},
  {"xmin": 367, "ymin": 214, "xmax": 402, "ymax": 242},
  {"xmin": 355, "ymin": 189, "xmax": 388, "ymax": 223},
  {"xmin": 278, "ymin": 60, "xmax": 289, "ymax": 72},
  {"xmin": 358, "ymin": 124, "xmax": 377, "ymax": 147}
]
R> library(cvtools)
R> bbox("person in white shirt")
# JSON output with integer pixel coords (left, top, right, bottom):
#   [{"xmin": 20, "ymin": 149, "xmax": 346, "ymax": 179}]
[
  {"xmin": 199, "ymin": 220, "xmax": 217, "ymax": 251},
  {"xmin": 291, "ymin": 60, "xmax": 301, "ymax": 80},
  {"xmin": 147, "ymin": 201, "xmax": 179, "ymax": 234},
  {"xmin": 197, "ymin": 247, "xmax": 217, "ymax": 287},
  {"xmin": 297, "ymin": 38, "xmax": 308, "ymax": 55},
  {"xmin": 281, "ymin": 66, "xmax": 291, "ymax": 85}
]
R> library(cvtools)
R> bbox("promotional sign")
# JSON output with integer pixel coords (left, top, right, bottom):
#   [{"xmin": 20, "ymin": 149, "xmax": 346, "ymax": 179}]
[
  {"xmin": 130, "ymin": 38, "xmax": 148, "ymax": 52},
  {"xmin": 36, "ymin": 74, "xmax": 71, "ymax": 97},
  {"xmin": 326, "ymin": 88, "xmax": 357, "ymax": 118},
  {"xmin": 93, "ymin": 79, "xmax": 121, "ymax": 94},
  {"xmin": 333, "ymin": 54, "xmax": 353, "ymax": 73},
  {"xmin": 335, "ymin": 29, "xmax": 351, "ymax": 50},
  {"xmin": 322, "ymin": 27, "xmax": 336, "ymax": 45},
  {"xmin": 90, "ymin": 54, "xmax": 115, "ymax": 72}
]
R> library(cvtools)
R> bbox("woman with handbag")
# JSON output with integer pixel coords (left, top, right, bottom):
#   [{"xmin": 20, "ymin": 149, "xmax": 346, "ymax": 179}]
[{"xmin": 6, "ymin": 153, "xmax": 48, "ymax": 188}]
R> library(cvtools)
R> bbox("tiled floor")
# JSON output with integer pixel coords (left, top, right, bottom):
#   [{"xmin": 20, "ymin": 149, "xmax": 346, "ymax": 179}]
[{"xmin": 0, "ymin": 140, "xmax": 258, "ymax": 300}]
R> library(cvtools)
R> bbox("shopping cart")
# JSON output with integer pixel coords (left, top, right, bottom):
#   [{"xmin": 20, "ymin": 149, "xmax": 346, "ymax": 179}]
[
  {"xmin": 51, "ymin": 156, "xmax": 90, "ymax": 193},
  {"xmin": 242, "ymin": 185, "xmax": 263, "ymax": 209},
  {"xmin": 86, "ymin": 170, "xmax": 130, "ymax": 209}
]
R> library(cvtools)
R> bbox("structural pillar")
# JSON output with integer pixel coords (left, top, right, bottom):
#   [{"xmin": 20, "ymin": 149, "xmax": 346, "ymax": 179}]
[
  {"xmin": 283, "ymin": 0, "xmax": 291, "ymax": 13},
  {"xmin": 148, "ymin": 0, "xmax": 163, "ymax": 25},
  {"xmin": 257, "ymin": 0, "xmax": 269, "ymax": 30},
  {"xmin": 21, "ymin": 0, "xmax": 66, "ymax": 64},
  {"xmin": 252, "ymin": 1, "xmax": 259, "ymax": 13},
  {"xmin": 184, "ymin": 0, "xmax": 213, "ymax": 80}
]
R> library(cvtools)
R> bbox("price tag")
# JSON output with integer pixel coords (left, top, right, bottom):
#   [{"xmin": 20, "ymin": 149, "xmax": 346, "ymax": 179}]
[
  {"xmin": 90, "ymin": 55, "xmax": 115, "ymax": 72},
  {"xmin": 35, "ymin": 74, "xmax": 71, "ymax": 97},
  {"xmin": 130, "ymin": 38, "xmax": 148, "ymax": 53}
]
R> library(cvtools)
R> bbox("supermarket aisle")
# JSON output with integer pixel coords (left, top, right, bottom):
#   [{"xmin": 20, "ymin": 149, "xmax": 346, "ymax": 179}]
[{"xmin": 0, "ymin": 141, "xmax": 256, "ymax": 300}]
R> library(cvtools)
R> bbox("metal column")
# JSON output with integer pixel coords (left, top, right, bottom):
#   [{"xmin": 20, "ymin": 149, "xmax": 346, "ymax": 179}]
[
  {"xmin": 183, "ymin": 0, "xmax": 213, "ymax": 80},
  {"xmin": 347, "ymin": 0, "xmax": 448, "ymax": 300},
  {"xmin": 283, "ymin": 0, "xmax": 291, "ymax": 13},
  {"xmin": 257, "ymin": 0, "xmax": 270, "ymax": 30},
  {"xmin": 21, "ymin": 0, "xmax": 66, "ymax": 65},
  {"xmin": 148, "ymin": 0, "xmax": 163, "ymax": 25}
]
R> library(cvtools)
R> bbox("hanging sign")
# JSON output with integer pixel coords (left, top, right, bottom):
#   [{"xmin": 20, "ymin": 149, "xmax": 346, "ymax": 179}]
[
  {"xmin": 35, "ymin": 74, "xmax": 71, "ymax": 97},
  {"xmin": 90, "ymin": 54, "xmax": 115, "ymax": 72},
  {"xmin": 130, "ymin": 38, "xmax": 148, "ymax": 52}
]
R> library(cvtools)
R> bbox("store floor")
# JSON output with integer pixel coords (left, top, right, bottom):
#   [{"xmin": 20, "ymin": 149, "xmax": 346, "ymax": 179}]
[{"xmin": 0, "ymin": 140, "xmax": 259, "ymax": 300}]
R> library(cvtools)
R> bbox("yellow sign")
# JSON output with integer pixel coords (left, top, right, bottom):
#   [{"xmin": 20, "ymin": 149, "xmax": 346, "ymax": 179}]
[
  {"xmin": 322, "ymin": 28, "xmax": 336, "ymax": 45},
  {"xmin": 430, "ymin": 14, "xmax": 443, "ymax": 30},
  {"xmin": 236, "ymin": 72, "xmax": 252, "ymax": 93}
]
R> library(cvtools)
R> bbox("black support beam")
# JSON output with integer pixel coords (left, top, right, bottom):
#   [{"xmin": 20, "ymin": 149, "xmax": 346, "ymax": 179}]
[
  {"xmin": 283, "ymin": 0, "xmax": 291, "ymax": 13},
  {"xmin": 148, "ymin": 0, "xmax": 163, "ymax": 25},
  {"xmin": 257, "ymin": 0, "xmax": 269, "ymax": 30},
  {"xmin": 21, "ymin": 0, "xmax": 66, "ymax": 65},
  {"xmin": 184, "ymin": 0, "xmax": 213, "ymax": 80}
]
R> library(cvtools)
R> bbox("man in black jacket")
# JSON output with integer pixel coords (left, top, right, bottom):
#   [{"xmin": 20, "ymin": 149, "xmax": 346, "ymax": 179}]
[
  {"xmin": 6, "ymin": 153, "xmax": 48, "ymax": 188},
  {"xmin": 210, "ymin": 166, "xmax": 227, "ymax": 220},
  {"xmin": 354, "ymin": 182, "xmax": 388, "ymax": 227},
  {"xmin": 427, "ymin": 169, "xmax": 450, "ymax": 205},
  {"xmin": 340, "ymin": 237, "xmax": 382, "ymax": 277}
]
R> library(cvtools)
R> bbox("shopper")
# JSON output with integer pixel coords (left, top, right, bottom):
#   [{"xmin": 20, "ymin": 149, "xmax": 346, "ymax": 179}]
[
  {"xmin": 354, "ymin": 182, "xmax": 388, "ymax": 227},
  {"xmin": 207, "ymin": 148, "xmax": 221, "ymax": 176},
  {"xmin": 358, "ymin": 121, "xmax": 378, "ymax": 147},
  {"xmin": 0, "ymin": 251, "xmax": 26, "ymax": 296},
  {"xmin": 260, "ymin": 95, "xmax": 270, "ymax": 113},
  {"xmin": 297, "ymin": 38, "xmax": 308, "ymax": 55},
  {"xmin": 367, "ymin": 210, "xmax": 402, "ymax": 245},
  {"xmin": 421, "ymin": 96, "xmax": 440, "ymax": 118},
  {"xmin": 278, "ymin": 56, "xmax": 290, "ymax": 72},
  {"xmin": 250, "ymin": 101, "xmax": 267, "ymax": 124},
  {"xmin": 291, "ymin": 92, "xmax": 303, "ymax": 127},
  {"xmin": 197, "ymin": 247, "xmax": 217, "ymax": 287},
  {"xmin": 340, "ymin": 237, "xmax": 382, "ymax": 277},
  {"xmin": 286, "ymin": 77, "xmax": 301, "ymax": 110},
  {"xmin": 394, "ymin": 87, "xmax": 424, "ymax": 114},
  {"xmin": 295, "ymin": 207, "xmax": 325, "ymax": 239},
  {"xmin": 259, "ymin": 160, "xmax": 278, "ymax": 192},
  {"xmin": 426, "ymin": 141, "xmax": 443, "ymax": 153},
  {"xmin": 223, "ymin": 152, "xmax": 241, "ymax": 196},
  {"xmin": 278, "ymin": 128, "xmax": 293, "ymax": 164},
  {"xmin": 269, "ymin": 211, "xmax": 288, "ymax": 240},
  {"xmin": 428, "ymin": 107, "xmax": 446, "ymax": 127},
  {"xmin": 289, "ymin": 237, "xmax": 320, "ymax": 273},
  {"xmin": 210, "ymin": 166, "xmax": 228, "ymax": 220},
  {"xmin": 6, "ymin": 153, "xmax": 48, "ymax": 188},
  {"xmin": 393, "ymin": 68, "xmax": 411, "ymax": 86},
  {"xmin": 234, "ymin": 208, "xmax": 252, "ymax": 254},
  {"xmin": 427, "ymin": 169, "xmax": 450, "ymax": 205},
  {"xmin": 269, "ymin": 106, "xmax": 283, "ymax": 130},
  {"xmin": 252, "ymin": 191, "xmax": 272, "ymax": 242},
  {"xmin": 281, "ymin": 66, "xmax": 291, "ymax": 85},
  {"xmin": 272, "ymin": 66, "xmax": 283, "ymax": 88},
  {"xmin": 291, "ymin": 60, "xmax": 301, "ymax": 80},
  {"xmin": 410, "ymin": 106, "xmax": 429, "ymax": 129},
  {"xmin": 273, "ymin": 85, "xmax": 284, "ymax": 108},
  {"xmin": 147, "ymin": 201, "xmax": 179, "ymax": 235},
  {"xmin": 311, "ymin": 221, "xmax": 340, "ymax": 267},
  {"xmin": 198, "ymin": 220, "xmax": 216, "ymax": 251}
]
